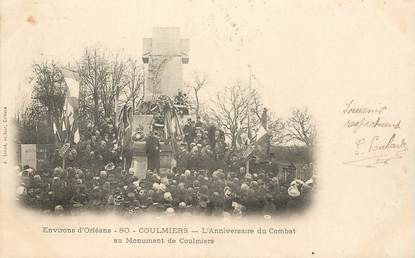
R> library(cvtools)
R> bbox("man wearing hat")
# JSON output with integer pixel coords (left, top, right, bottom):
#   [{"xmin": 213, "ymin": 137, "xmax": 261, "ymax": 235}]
[{"xmin": 145, "ymin": 131, "xmax": 161, "ymax": 172}]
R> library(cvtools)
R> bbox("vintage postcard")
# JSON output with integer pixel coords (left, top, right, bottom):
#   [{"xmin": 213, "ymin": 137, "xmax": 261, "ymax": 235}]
[{"xmin": 0, "ymin": 0, "xmax": 414, "ymax": 257}]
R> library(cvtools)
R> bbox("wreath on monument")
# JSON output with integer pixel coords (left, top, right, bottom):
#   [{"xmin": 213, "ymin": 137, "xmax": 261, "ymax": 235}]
[{"xmin": 132, "ymin": 125, "xmax": 145, "ymax": 142}]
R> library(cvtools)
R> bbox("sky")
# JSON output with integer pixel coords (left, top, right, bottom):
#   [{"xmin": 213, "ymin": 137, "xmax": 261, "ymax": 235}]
[{"xmin": 2, "ymin": 0, "xmax": 413, "ymax": 120}]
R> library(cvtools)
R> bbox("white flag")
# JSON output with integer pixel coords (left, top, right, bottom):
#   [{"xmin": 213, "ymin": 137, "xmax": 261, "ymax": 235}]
[
  {"xmin": 61, "ymin": 67, "xmax": 80, "ymax": 144},
  {"xmin": 74, "ymin": 129, "xmax": 80, "ymax": 143},
  {"xmin": 53, "ymin": 122, "xmax": 58, "ymax": 134},
  {"xmin": 60, "ymin": 68, "xmax": 80, "ymax": 99}
]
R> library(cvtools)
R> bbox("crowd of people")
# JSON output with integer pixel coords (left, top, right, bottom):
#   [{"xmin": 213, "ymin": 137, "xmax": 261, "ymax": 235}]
[
  {"xmin": 17, "ymin": 112, "xmax": 315, "ymax": 218},
  {"xmin": 16, "ymin": 159, "xmax": 315, "ymax": 218},
  {"xmin": 54, "ymin": 118, "xmax": 123, "ymax": 170},
  {"xmin": 177, "ymin": 118, "xmax": 229, "ymax": 170}
]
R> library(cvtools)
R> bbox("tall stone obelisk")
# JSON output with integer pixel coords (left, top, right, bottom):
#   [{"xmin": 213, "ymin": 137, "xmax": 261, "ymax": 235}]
[{"xmin": 142, "ymin": 27, "xmax": 189, "ymax": 101}]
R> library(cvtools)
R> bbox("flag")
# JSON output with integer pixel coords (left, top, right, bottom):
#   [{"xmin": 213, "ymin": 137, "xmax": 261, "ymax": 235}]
[
  {"xmin": 73, "ymin": 129, "xmax": 80, "ymax": 143},
  {"xmin": 247, "ymin": 115, "xmax": 253, "ymax": 140},
  {"xmin": 53, "ymin": 122, "xmax": 61, "ymax": 142},
  {"xmin": 117, "ymin": 106, "xmax": 125, "ymax": 147},
  {"xmin": 242, "ymin": 144, "xmax": 256, "ymax": 159},
  {"xmin": 58, "ymin": 143, "xmax": 71, "ymax": 158},
  {"xmin": 117, "ymin": 105, "xmax": 132, "ymax": 152},
  {"xmin": 172, "ymin": 110, "xmax": 183, "ymax": 138},
  {"xmin": 62, "ymin": 119, "xmax": 66, "ymax": 131},
  {"xmin": 238, "ymin": 132, "xmax": 250, "ymax": 147},
  {"xmin": 123, "ymin": 106, "xmax": 132, "ymax": 141},
  {"xmin": 60, "ymin": 68, "xmax": 80, "ymax": 99},
  {"xmin": 61, "ymin": 67, "xmax": 80, "ymax": 143},
  {"xmin": 243, "ymin": 125, "xmax": 269, "ymax": 160},
  {"xmin": 114, "ymin": 96, "xmax": 119, "ymax": 131}
]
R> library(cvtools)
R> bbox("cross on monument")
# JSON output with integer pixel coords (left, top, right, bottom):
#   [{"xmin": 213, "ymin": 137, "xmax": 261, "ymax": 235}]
[{"xmin": 142, "ymin": 27, "xmax": 189, "ymax": 101}]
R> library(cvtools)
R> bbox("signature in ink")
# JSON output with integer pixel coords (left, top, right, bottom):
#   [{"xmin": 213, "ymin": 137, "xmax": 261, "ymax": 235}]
[
  {"xmin": 343, "ymin": 149, "xmax": 407, "ymax": 168},
  {"xmin": 354, "ymin": 133, "xmax": 408, "ymax": 156}
]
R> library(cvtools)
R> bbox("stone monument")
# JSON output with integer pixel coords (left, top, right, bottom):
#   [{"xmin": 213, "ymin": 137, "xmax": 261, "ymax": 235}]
[
  {"xmin": 142, "ymin": 27, "xmax": 189, "ymax": 101},
  {"xmin": 129, "ymin": 27, "xmax": 189, "ymax": 176}
]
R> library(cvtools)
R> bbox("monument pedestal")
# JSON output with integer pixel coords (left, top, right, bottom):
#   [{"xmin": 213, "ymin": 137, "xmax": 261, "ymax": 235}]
[
  {"xmin": 130, "ymin": 142, "xmax": 147, "ymax": 179},
  {"xmin": 159, "ymin": 143, "xmax": 173, "ymax": 169},
  {"xmin": 127, "ymin": 27, "xmax": 188, "ymax": 176},
  {"xmin": 130, "ymin": 141, "xmax": 174, "ymax": 178}
]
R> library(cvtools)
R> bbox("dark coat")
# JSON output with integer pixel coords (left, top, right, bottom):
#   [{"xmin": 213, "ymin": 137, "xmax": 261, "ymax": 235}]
[{"xmin": 145, "ymin": 135, "xmax": 161, "ymax": 171}]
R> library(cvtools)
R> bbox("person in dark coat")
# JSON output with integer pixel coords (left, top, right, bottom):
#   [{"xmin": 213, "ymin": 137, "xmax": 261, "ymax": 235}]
[
  {"xmin": 207, "ymin": 125, "xmax": 216, "ymax": 149},
  {"xmin": 145, "ymin": 132, "xmax": 161, "ymax": 172},
  {"xmin": 183, "ymin": 119, "xmax": 196, "ymax": 151}
]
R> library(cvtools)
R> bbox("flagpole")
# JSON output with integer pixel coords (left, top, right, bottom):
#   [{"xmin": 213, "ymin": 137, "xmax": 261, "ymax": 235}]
[
  {"xmin": 63, "ymin": 99, "xmax": 68, "ymax": 170},
  {"xmin": 246, "ymin": 65, "xmax": 252, "ymax": 174},
  {"xmin": 60, "ymin": 67, "xmax": 81, "ymax": 170},
  {"xmin": 248, "ymin": 65, "xmax": 252, "ymax": 141},
  {"xmin": 132, "ymin": 79, "xmax": 135, "ymax": 115},
  {"xmin": 114, "ymin": 92, "xmax": 119, "ymax": 134}
]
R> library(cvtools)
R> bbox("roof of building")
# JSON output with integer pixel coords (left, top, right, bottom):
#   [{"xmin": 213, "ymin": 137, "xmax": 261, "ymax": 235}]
[{"xmin": 269, "ymin": 145, "xmax": 311, "ymax": 164}]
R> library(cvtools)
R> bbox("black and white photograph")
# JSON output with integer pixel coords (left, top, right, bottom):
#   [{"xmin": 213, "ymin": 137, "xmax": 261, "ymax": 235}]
[
  {"xmin": 15, "ymin": 26, "xmax": 316, "ymax": 218},
  {"xmin": 1, "ymin": 1, "xmax": 414, "ymax": 258}
]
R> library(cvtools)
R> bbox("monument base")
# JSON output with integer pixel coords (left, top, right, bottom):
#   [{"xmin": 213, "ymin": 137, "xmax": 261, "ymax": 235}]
[
  {"xmin": 130, "ymin": 142, "xmax": 147, "ymax": 179},
  {"xmin": 131, "ymin": 155, "xmax": 147, "ymax": 180},
  {"xmin": 130, "ymin": 141, "xmax": 174, "ymax": 178}
]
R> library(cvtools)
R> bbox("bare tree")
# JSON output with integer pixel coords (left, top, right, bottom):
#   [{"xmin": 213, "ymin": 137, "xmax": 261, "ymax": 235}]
[
  {"xmin": 100, "ymin": 55, "xmax": 128, "ymax": 120},
  {"xmin": 249, "ymin": 88, "xmax": 264, "ymax": 122},
  {"xmin": 119, "ymin": 58, "xmax": 145, "ymax": 113},
  {"xmin": 209, "ymin": 83, "xmax": 250, "ymax": 150},
  {"xmin": 285, "ymin": 107, "xmax": 316, "ymax": 147},
  {"xmin": 77, "ymin": 48, "xmax": 109, "ymax": 126},
  {"xmin": 29, "ymin": 61, "xmax": 66, "ymax": 140},
  {"xmin": 19, "ymin": 102, "xmax": 49, "ymax": 143},
  {"xmin": 188, "ymin": 71, "xmax": 208, "ymax": 119},
  {"xmin": 267, "ymin": 113, "xmax": 286, "ymax": 145},
  {"xmin": 76, "ymin": 49, "xmax": 146, "ymax": 129}
]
